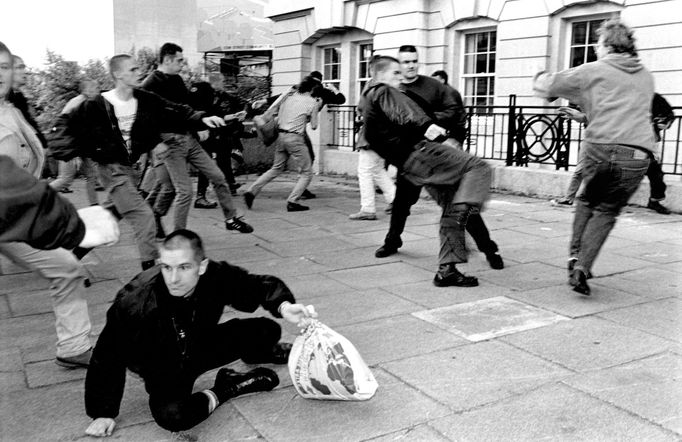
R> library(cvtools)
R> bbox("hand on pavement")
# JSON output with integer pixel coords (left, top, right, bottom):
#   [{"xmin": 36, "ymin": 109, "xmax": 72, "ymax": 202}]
[
  {"xmin": 202, "ymin": 116, "xmax": 226, "ymax": 128},
  {"xmin": 77, "ymin": 206, "xmax": 120, "ymax": 248},
  {"xmin": 85, "ymin": 417, "xmax": 116, "ymax": 437}
]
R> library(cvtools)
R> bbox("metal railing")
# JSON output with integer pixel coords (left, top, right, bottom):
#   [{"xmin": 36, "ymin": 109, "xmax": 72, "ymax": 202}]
[{"xmin": 326, "ymin": 96, "xmax": 682, "ymax": 175}]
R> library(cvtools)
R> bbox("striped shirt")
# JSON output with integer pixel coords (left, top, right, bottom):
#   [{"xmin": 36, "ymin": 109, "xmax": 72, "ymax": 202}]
[{"xmin": 277, "ymin": 92, "xmax": 320, "ymax": 134}]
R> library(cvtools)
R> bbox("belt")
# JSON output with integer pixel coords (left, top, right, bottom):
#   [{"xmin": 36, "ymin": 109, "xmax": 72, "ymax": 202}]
[{"xmin": 278, "ymin": 129, "xmax": 302, "ymax": 135}]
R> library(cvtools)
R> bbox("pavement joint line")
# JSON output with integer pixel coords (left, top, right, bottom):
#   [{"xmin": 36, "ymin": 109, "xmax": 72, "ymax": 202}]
[
  {"xmin": 559, "ymin": 380, "xmax": 682, "ymax": 437},
  {"xmin": 494, "ymin": 338, "xmax": 581, "ymax": 374}
]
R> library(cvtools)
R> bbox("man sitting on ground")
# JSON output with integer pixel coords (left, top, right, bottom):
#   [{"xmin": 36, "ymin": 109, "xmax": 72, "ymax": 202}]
[{"xmin": 84, "ymin": 229, "xmax": 316, "ymax": 437}]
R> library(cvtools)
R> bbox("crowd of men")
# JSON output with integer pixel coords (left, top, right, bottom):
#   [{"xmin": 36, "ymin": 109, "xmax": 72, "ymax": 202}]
[{"xmin": 0, "ymin": 16, "xmax": 676, "ymax": 437}]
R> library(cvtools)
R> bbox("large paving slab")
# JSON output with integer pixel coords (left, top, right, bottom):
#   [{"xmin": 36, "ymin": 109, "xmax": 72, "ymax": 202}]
[
  {"xmin": 325, "ymin": 262, "xmax": 434, "ymax": 289},
  {"xmin": 383, "ymin": 279, "xmax": 515, "ymax": 309},
  {"xmin": 232, "ymin": 368, "xmax": 452, "ymax": 442},
  {"xmin": 500, "ymin": 316, "xmax": 674, "ymax": 371},
  {"xmin": 477, "ymin": 262, "xmax": 567, "ymax": 291},
  {"xmin": 413, "ymin": 296, "xmax": 570, "ymax": 342},
  {"xmin": 565, "ymin": 352, "xmax": 682, "ymax": 435},
  {"xmin": 306, "ymin": 288, "xmax": 423, "ymax": 328},
  {"xmin": 597, "ymin": 297, "xmax": 682, "ymax": 342},
  {"xmin": 429, "ymin": 382, "xmax": 677, "ymax": 441},
  {"xmin": 506, "ymin": 282, "xmax": 647, "ymax": 318},
  {"xmin": 381, "ymin": 341, "xmax": 571, "ymax": 411},
  {"xmin": 335, "ymin": 314, "xmax": 469, "ymax": 365}
]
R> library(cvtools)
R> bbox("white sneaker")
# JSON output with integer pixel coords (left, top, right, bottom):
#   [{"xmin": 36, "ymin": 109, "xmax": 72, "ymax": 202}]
[{"xmin": 349, "ymin": 211, "xmax": 377, "ymax": 220}]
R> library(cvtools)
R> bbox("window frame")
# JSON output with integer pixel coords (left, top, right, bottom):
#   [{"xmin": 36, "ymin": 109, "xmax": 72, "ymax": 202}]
[
  {"xmin": 561, "ymin": 12, "xmax": 619, "ymax": 70},
  {"xmin": 322, "ymin": 46, "xmax": 342, "ymax": 87},
  {"xmin": 460, "ymin": 28, "xmax": 497, "ymax": 109},
  {"xmin": 356, "ymin": 41, "xmax": 373, "ymax": 100}
]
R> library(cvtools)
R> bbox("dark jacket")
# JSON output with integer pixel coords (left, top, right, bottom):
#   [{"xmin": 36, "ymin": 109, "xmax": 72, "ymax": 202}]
[
  {"xmin": 0, "ymin": 155, "xmax": 84, "ymax": 249},
  {"xmin": 49, "ymin": 89, "xmax": 206, "ymax": 165},
  {"xmin": 360, "ymin": 82, "xmax": 433, "ymax": 168},
  {"xmin": 84, "ymin": 261, "xmax": 296, "ymax": 419},
  {"xmin": 400, "ymin": 75, "xmax": 463, "ymax": 141},
  {"xmin": 141, "ymin": 70, "xmax": 195, "ymax": 134}
]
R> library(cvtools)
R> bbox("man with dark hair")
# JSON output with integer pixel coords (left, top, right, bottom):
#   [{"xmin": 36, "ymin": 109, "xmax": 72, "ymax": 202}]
[
  {"xmin": 83, "ymin": 229, "xmax": 316, "ymax": 437},
  {"xmin": 141, "ymin": 42, "xmax": 253, "ymax": 234},
  {"xmin": 374, "ymin": 46, "xmax": 504, "ymax": 272},
  {"xmin": 361, "ymin": 55, "xmax": 492, "ymax": 287},
  {"xmin": 50, "ymin": 53, "xmax": 225, "ymax": 271}
]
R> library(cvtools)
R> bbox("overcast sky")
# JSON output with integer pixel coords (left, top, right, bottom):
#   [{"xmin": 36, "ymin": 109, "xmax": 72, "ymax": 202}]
[{"xmin": 2, "ymin": 0, "xmax": 115, "ymax": 68}]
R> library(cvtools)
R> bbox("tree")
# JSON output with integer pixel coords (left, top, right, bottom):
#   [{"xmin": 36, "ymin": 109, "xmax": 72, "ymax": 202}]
[
  {"xmin": 32, "ymin": 50, "xmax": 82, "ymax": 130},
  {"xmin": 82, "ymin": 59, "xmax": 114, "ymax": 91}
]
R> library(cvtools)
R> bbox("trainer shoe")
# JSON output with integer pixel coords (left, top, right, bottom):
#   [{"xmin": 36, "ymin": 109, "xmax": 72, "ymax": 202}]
[
  {"xmin": 550, "ymin": 197, "xmax": 573, "ymax": 207},
  {"xmin": 287, "ymin": 202, "xmax": 309, "ymax": 212},
  {"xmin": 55, "ymin": 348, "xmax": 92, "ymax": 369},
  {"xmin": 349, "ymin": 211, "xmax": 377, "ymax": 221},
  {"xmin": 301, "ymin": 189, "xmax": 316, "ymax": 199},
  {"xmin": 225, "ymin": 216, "xmax": 254, "ymax": 233},
  {"xmin": 194, "ymin": 197, "xmax": 218, "ymax": 209},
  {"xmin": 433, "ymin": 264, "xmax": 478, "ymax": 287}
]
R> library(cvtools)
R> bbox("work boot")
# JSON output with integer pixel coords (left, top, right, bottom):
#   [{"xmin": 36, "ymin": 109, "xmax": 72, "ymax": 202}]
[
  {"xmin": 433, "ymin": 263, "xmax": 478, "ymax": 287},
  {"xmin": 55, "ymin": 348, "xmax": 92, "ymax": 369},
  {"xmin": 194, "ymin": 197, "xmax": 218, "ymax": 209},
  {"xmin": 242, "ymin": 343, "xmax": 293, "ymax": 365},
  {"xmin": 211, "ymin": 367, "xmax": 279, "ymax": 404},
  {"xmin": 569, "ymin": 268, "xmax": 591, "ymax": 295},
  {"xmin": 485, "ymin": 252, "xmax": 504, "ymax": 270},
  {"xmin": 647, "ymin": 200, "xmax": 671, "ymax": 215}
]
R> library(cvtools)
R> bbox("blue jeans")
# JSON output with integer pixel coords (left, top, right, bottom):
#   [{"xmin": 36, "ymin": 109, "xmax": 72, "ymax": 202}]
[
  {"xmin": 248, "ymin": 132, "xmax": 312, "ymax": 203},
  {"xmin": 570, "ymin": 142, "xmax": 649, "ymax": 274},
  {"xmin": 155, "ymin": 133, "xmax": 238, "ymax": 230},
  {"xmin": 400, "ymin": 141, "xmax": 492, "ymax": 265}
]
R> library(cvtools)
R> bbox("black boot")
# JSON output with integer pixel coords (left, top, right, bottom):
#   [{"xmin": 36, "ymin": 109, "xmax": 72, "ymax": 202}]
[
  {"xmin": 375, "ymin": 238, "xmax": 402, "ymax": 258},
  {"xmin": 569, "ymin": 268, "xmax": 591, "ymax": 295},
  {"xmin": 210, "ymin": 367, "xmax": 279, "ymax": 404},
  {"xmin": 433, "ymin": 263, "xmax": 478, "ymax": 287}
]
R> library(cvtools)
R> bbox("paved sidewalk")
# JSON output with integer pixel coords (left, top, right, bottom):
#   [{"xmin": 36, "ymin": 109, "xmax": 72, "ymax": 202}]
[{"xmin": 1, "ymin": 173, "xmax": 680, "ymax": 441}]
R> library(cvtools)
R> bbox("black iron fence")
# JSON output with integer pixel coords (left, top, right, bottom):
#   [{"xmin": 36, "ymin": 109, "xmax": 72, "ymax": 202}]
[{"xmin": 326, "ymin": 96, "xmax": 682, "ymax": 175}]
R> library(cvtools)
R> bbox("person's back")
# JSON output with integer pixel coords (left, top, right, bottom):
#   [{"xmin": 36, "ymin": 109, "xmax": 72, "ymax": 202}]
[
  {"xmin": 535, "ymin": 54, "xmax": 654, "ymax": 152},
  {"xmin": 277, "ymin": 91, "xmax": 319, "ymax": 134}
]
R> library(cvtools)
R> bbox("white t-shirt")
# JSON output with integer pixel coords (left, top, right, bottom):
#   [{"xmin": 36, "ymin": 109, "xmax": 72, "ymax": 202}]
[{"xmin": 102, "ymin": 90, "xmax": 138, "ymax": 152}]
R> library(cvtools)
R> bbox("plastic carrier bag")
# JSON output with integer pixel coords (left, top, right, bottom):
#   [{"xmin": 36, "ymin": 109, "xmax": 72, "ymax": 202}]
[{"xmin": 288, "ymin": 320, "xmax": 378, "ymax": 401}]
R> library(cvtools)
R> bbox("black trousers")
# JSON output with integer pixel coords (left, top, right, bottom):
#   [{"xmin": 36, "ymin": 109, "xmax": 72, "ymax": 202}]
[
  {"xmin": 385, "ymin": 175, "xmax": 498, "ymax": 257},
  {"xmin": 148, "ymin": 317, "xmax": 281, "ymax": 432},
  {"xmin": 197, "ymin": 136, "xmax": 241, "ymax": 197},
  {"xmin": 646, "ymin": 158, "xmax": 666, "ymax": 201}
]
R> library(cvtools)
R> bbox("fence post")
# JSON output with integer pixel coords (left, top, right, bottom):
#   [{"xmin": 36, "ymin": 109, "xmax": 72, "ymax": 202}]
[{"xmin": 506, "ymin": 94, "xmax": 517, "ymax": 166}]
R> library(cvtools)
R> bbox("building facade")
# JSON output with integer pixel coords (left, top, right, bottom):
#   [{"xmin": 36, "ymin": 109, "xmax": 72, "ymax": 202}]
[{"xmin": 266, "ymin": 0, "xmax": 682, "ymax": 106}]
